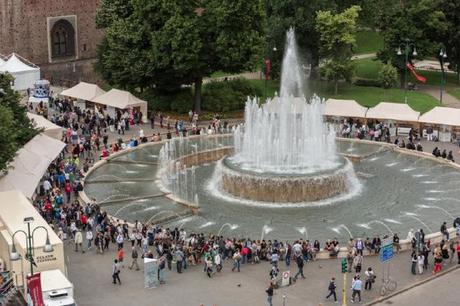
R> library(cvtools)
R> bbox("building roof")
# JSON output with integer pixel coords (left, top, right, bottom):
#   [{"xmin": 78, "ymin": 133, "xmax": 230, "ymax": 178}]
[
  {"xmin": 324, "ymin": 99, "xmax": 368, "ymax": 118},
  {"xmin": 366, "ymin": 102, "xmax": 420, "ymax": 122},
  {"xmin": 0, "ymin": 134, "xmax": 66, "ymax": 198},
  {"xmin": 418, "ymin": 106, "xmax": 460, "ymax": 127},
  {"xmin": 60, "ymin": 82, "xmax": 106, "ymax": 101},
  {"xmin": 91, "ymin": 88, "xmax": 147, "ymax": 110}
]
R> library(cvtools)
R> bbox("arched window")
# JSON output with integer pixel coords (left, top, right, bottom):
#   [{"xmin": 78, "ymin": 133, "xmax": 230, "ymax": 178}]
[{"xmin": 51, "ymin": 19, "xmax": 75, "ymax": 58}]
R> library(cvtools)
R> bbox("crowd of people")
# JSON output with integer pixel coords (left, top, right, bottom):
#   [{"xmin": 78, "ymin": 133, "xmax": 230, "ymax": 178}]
[{"xmin": 24, "ymin": 102, "xmax": 460, "ymax": 305}]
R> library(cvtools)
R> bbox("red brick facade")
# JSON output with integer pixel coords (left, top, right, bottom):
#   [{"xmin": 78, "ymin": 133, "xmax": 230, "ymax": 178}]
[{"xmin": 0, "ymin": 0, "xmax": 104, "ymax": 85}]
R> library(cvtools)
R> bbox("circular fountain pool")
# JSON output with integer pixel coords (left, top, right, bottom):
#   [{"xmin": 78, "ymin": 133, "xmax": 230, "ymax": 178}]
[{"xmin": 83, "ymin": 137, "xmax": 460, "ymax": 243}]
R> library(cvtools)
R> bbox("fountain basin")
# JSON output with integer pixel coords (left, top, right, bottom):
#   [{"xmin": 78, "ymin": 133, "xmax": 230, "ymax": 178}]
[{"xmin": 220, "ymin": 156, "xmax": 355, "ymax": 203}]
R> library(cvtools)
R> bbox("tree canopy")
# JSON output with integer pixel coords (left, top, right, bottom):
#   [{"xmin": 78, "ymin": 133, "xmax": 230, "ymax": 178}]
[
  {"xmin": 95, "ymin": 0, "xmax": 266, "ymax": 112},
  {"xmin": 0, "ymin": 73, "xmax": 37, "ymax": 172},
  {"xmin": 316, "ymin": 5, "xmax": 361, "ymax": 94}
]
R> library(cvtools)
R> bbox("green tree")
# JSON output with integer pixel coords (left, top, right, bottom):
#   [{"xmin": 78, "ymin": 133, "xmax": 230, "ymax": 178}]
[
  {"xmin": 0, "ymin": 73, "xmax": 37, "ymax": 171},
  {"xmin": 376, "ymin": 0, "xmax": 447, "ymax": 87},
  {"xmin": 378, "ymin": 63, "xmax": 399, "ymax": 89},
  {"xmin": 316, "ymin": 5, "xmax": 361, "ymax": 94},
  {"xmin": 95, "ymin": 0, "xmax": 265, "ymax": 112},
  {"xmin": 265, "ymin": 0, "xmax": 338, "ymax": 79},
  {"xmin": 439, "ymin": 0, "xmax": 460, "ymax": 84}
]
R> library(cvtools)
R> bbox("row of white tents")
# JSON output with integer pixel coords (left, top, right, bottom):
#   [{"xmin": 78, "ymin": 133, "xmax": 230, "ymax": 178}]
[
  {"xmin": 324, "ymin": 99, "xmax": 460, "ymax": 141},
  {"xmin": 60, "ymin": 82, "xmax": 148, "ymax": 122},
  {"xmin": 0, "ymin": 53, "xmax": 40, "ymax": 90},
  {"xmin": 325, "ymin": 99, "xmax": 460, "ymax": 126}
]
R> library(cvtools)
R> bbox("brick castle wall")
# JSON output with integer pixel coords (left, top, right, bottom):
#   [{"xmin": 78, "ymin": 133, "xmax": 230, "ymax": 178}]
[{"xmin": 0, "ymin": 0, "xmax": 104, "ymax": 84}]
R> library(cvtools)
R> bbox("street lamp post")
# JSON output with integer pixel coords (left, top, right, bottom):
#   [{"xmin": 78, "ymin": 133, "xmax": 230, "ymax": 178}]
[
  {"xmin": 396, "ymin": 39, "xmax": 417, "ymax": 104},
  {"xmin": 9, "ymin": 217, "xmax": 54, "ymax": 275},
  {"xmin": 439, "ymin": 48, "xmax": 448, "ymax": 105}
]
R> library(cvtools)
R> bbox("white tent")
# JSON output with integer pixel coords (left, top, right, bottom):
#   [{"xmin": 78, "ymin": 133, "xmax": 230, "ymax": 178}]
[
  {"xmin": 27, "ymin": 112, "xmax": 63, "ymax": 140},
  {"xmin": 0, "ymin": 53, "xmax": 40, "ymax": 90},
  {"xmin": 92, "ymin": 89, "xmax": 148, "ymax": 122},
  {"xmin": 366, "ymin": 102, "xmax": 420, "ymax": 122},
  {"xmin": 0, "ymin": 134, "xmax": 66, "ymax": 198},
  {"xmin": 60, "ymin": 82, "xmax": 106, "ymax": 101},
  {"xmin": 418, "ymin": 107, "xmax": 460, "ymax": 127},
  {"xmin": 324, "ymin": 99, "xmax": 368, "ymax": 118}
]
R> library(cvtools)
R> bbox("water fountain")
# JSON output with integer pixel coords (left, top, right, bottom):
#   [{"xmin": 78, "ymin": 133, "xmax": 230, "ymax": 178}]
[
  {"xmin": 416, "ymin": 204, "xmax": 455, "ymax": 220},
  {"xmin": 296, "ymin": 227, "xmax": 309, "ymax": 240},
  {"xmin": 217, "ymin": 223, "xmax": 239, "ymax": 236},
  {"xmin": 217, "ymin": 28, "xmax": 358, "ymax": 203},
  {"xmin": 401, "ymin": 212, "xmax": 433, "ymax": 233},
  {"xmin": 261, "ymin": 225, "xmax": 274, "ymax": 241}
]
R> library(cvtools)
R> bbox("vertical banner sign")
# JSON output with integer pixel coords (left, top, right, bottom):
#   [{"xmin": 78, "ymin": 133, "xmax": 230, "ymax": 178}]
[
  {"xmin": 27, "ymin": 273, "xmax": 44, "ymax": 306},
  {"xmin": 264, "ymin": 58, "xmax": 271, "ymax": 80},
  {"xmin": 144, "ymin": 258, "xmax": 159, "ymax": 289}
]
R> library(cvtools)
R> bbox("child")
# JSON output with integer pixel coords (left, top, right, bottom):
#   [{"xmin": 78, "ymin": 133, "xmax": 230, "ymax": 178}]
[{"xmin": 118, "ymin": 247, "xmax": 125, "ymax": 268}]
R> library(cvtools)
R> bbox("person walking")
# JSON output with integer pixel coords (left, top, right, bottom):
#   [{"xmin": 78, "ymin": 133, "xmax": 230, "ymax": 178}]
[
  {"xmin": 112, "ymin": 259, "xmax": 121, "ymax": 285},
  {"xmin": 232, "ymin": 249, "xmax": 242, "ymax": 272},
  {"xmin": 294, "ymin": 255, "xmax": 305, "ymax": 279},
  {"xmin": 353, "ymin": 254, "xmax": 362, "ymax": 274},
  {"xmin": 129, "ymin": 246, "xmax": 140, "ymax": 271},
  {"xmin": 364, "ymin": 267, "xmax": 375, "ymax": 290},
  {"xmin": 266, "ymin": 283, "xmax": 274, "ymax": 306},
  {"xmin": 351, "ymin": 275, "xmax": 362, "ymax": 303},
  {"xmin": 325, "ymin": 277, "xmax": 338, "ymax": 303}
]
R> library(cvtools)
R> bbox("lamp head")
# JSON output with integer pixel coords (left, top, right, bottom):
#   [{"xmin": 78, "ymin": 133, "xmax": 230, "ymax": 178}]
[
  {"xmin": 43, "ymin": 235, "xmax": 54, "ymax": 253},
  {"xmin": 412, "ymin": 48, "xmax": 417, "ymax": 56},
  {"xmin": 23, "ymin": 217, "xmax": 34, "ymax": 224},
  {"xmin": 10, "ymin": 244, "xmax": 20, "ymax": 261},
  {"xmin": 396, "ymin": 47, "xmax": 402, "ymax": 56}
]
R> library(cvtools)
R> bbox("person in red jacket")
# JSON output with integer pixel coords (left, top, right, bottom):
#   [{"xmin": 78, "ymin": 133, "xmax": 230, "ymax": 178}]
[
  {"xmin": 80, "ymin": 214, "xmax": 87, "ymax": 231},
  {"xmin": 64, "ymin": 180, "xmax": 72, "ymax": 203}
]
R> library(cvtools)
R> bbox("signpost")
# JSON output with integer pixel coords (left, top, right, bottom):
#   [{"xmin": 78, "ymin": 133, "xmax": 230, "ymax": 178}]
[
  {"xmin": 281, "ymin": 271, "xmax": 291, "ymax": 287},
  {"xmin": 380, "ymin": 238, "xmax": 394, "ymax": 263},
  {"xmin": 341, "ymin": 258, "xmax": 347, "ymax": 306}
]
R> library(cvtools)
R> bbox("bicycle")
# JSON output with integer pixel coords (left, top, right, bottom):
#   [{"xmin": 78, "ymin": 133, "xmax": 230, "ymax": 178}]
[{"xmin": 379, "ymin": 276, "xmax": 397, "ymax": 296}]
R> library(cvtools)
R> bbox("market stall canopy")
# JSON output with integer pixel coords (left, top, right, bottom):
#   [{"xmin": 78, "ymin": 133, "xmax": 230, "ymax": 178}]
[
  {"xmin": 0, "ymin": 53, "xmax": 40, "ymax": 90},
  {"xmin": 27, "ymin": 112, "xmax": 63, "ymax": 140},
  {"xmin": 418, "ymin": 106, "xmax": 460, "ymax": 127},
  {"xmin": 324, "ymin": 99, "xmax": 368, "ymax": 118},
  {"xmin": 366, "ymin": 102, "xmax": 420, "ymax": 122},
  {"xmin": 0, "ymin": 134, "xmax": 66, "ymax": 198},
  {"xmin": 60, "ymin": 81, "xmax": 106, "ymax": 101},
  {"xmin": 92, "ymin": 88, "xmax": 148, "ymax": 121},
  {"xmin": 92, "ymin": 88, "xmax": 147, "ymax": 109}
]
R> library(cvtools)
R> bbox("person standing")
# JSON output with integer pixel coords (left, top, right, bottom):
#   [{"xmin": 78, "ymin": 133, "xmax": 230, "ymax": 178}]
[
  {"xmin": 364, "ymin": 267, "xmax": 375, "ymax": 290},
  {"xmin": 456, "ymin": 242, "xmax": 460, "ymax": 264},
  {"xmin": 417, "ymin": 253, "xmax": 425, "ymax": 274},
  {"xmin": 294, "ymin": 255, "xmax": 305, "ymax": 279},
  {"xmin": 75, "ymin": 228, "xmax": 83, "ymax": 253},
  {"xmin": 351, "ymin": 275, "xmax": 362, "ymax": 303},
  {"xmin": 325, "ymin": 277, "xmax": 337, "ymax": 303},
  {"xmin": 266, "ymin": 283, "xmax": 274, "ymax": 306},
  {"xmin": 86, "ymin": 229, "xmax": 93, "ymax": 251},
  {"xmin": 175, "ymin": 248, "xmax": 184, "ymax": 273},
  {"xmin": 353, "ymin": 254, "xmax": 363, "ymax": 274},
  {"xmin": 129, "ymin": 246, "xmax": 140, "ymax": 271},
  {"xmin": 411, "ymin": 252, "xmax": 417, "ymax": 275},
  {"xmin": 112, "ymin": 259, "xmax": 121, "ymax": 285}
]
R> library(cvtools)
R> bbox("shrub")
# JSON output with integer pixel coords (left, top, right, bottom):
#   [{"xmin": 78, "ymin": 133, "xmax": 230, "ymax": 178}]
[
  {"xmin": 202, "ymin": 78, "xmax": 260, "ymax": 112},
  {"xmin": 353, "ymin": 77, "xmax": 382, "ymax": 88}
]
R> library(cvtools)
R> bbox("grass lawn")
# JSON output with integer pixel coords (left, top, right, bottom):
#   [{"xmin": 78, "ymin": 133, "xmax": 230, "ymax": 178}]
[
  {"xmin": 247, "ymin": 79, "xmax": 279, "ymax": 99},
  {"xmin": 210, "ymin": 71, "xmax": 229, "ymax": 78},
  {"xmin": 247, "ymin": 79, "xmax": 440, "ymax": 113},
  {"xmin": 409, "ymin": 70, "xmax": 458, "ymax": 87},
  {"xmin": 354, "ymin": 30, "xmax": 383, "ymax": 55},
  {"xmin": 354, "ymin": 58, "xmax": 382, "ymax": 79},
  {"xmin": 448, "ymin": 88, "xmax": 460, "ymax": 100}
]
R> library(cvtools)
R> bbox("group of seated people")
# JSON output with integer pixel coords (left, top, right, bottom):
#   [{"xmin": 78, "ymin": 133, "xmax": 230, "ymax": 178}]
[{"xmin": 432, "ymin": 147, "xmax": 455, "ymax": 162}]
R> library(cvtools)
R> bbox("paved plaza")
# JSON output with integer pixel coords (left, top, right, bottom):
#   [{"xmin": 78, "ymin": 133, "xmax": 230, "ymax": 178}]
[{"xmin": 66, "ymin": 237, "xmax": 460, "ymax": 306}]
